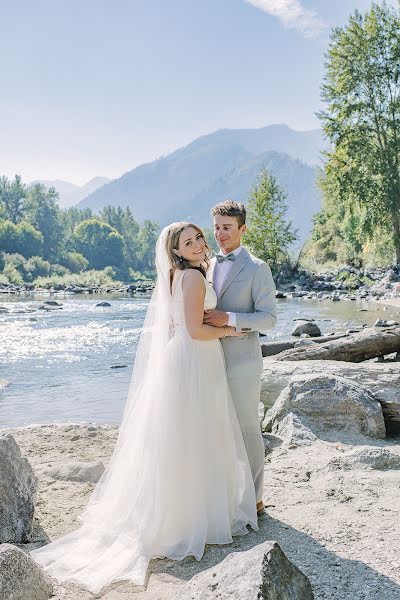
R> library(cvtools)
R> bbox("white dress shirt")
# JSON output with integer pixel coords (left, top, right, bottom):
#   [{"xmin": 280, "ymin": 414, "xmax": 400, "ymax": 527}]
[{"xmin": 214, "ymin": 246, "xmax": 243, "ymax": 328}]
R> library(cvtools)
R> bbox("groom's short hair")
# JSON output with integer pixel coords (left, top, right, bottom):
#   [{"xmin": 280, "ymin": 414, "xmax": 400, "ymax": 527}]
[{"xmin": 211, "ymin": 200, "xmax": 246, "ymax": 228}]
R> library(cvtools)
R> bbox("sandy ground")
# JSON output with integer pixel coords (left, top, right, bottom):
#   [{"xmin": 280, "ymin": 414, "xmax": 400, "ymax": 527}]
[{"xmin": 2, "ymin": 423, "xmax": 400, "ymax": 600}]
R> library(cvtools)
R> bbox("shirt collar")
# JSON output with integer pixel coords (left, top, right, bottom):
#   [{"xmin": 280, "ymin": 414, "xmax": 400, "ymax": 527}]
[{"xmin": 217, "ymin": 246, "xmax": 243, "ymax": 258}]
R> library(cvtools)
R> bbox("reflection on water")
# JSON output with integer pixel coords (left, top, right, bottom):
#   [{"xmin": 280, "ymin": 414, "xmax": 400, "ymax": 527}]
[{"xmin": 0, "ymin": 292, "xmax": 398, "ymax": 428}]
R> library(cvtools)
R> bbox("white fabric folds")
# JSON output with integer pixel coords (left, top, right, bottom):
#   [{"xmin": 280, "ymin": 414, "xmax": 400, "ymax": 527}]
[{"xmin": 30, "ymin": 225, "xmax": 258, "ymax": 593}]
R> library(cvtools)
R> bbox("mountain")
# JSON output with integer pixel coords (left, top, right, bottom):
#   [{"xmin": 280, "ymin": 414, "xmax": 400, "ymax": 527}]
[
  {"xmin": 77, "ymin": 124, "xmax": 325, "ymax": 244},
  {"xmin": 31, "ymin": 177, "xmax": 111, "ymax": 208}
]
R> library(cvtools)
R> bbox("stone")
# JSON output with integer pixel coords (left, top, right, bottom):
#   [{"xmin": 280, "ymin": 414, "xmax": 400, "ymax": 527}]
[
  {"xmin": 322, "ymin": 448, "xmax": 400, "ymax": 472},
  {"xmin": 261, "ymin": 359, "xmax": 400, "ymax": 405},
  {"xmin": 42, "ymin": 460, "xmax": 105, "ymax": 483},
  {"xmin": 273, "ymin": 412, "xmax": 317, "ymax": 446},
  {"xmin": 263, "ymin": 374, "xmax": 386, "ymax": 441},
  {"xmin": 0, "ymin": 543, "xmax": 53, "ymax": 600},
  {"xmin": 262, "ymin": 433, "xmax": 283, "ymax": 455},
  {"xmin": 176, "ymin": 541, "xmax": 314, "ymax": 600},
  {"xmin": 0, "ymin": 435, "xmax": 37, "ymax": 543},
  {"xmin": 291, "ymin": 321, "xmax": 322, "ymax": 337},
  {"xmin": 96, "ymin": 301, "xmax": 111, "ymax": 307},
  {"xmin": 294, "ymin": 339, "xmax": 319, "ymax": 348}
]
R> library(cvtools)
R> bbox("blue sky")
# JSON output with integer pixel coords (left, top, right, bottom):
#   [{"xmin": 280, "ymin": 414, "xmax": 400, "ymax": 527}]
[{"xmin": 0, "ymin": 0, "xmax": 395, "ymax": 184}]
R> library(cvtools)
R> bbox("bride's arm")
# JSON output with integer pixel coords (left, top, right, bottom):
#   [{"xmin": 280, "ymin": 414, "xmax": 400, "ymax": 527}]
[{"xmin": 182, "ymin": 269, "xmax": 238, "ymax": 340}]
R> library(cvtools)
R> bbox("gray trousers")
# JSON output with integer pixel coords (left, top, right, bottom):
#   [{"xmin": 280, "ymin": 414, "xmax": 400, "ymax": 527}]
[{"xmin": 227, "ymin": 376, "xmax": 264, "ymax": 502}]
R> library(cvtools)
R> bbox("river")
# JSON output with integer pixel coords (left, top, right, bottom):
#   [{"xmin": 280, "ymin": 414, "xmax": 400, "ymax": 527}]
[{"xmin": 0, "ymin": 292, "xmax": 398, "ymax": 428}]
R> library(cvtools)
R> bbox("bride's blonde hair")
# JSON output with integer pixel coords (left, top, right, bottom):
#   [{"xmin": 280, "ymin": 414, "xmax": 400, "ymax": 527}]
[{"xmin": 165, "ymin": 222, "xmax": 211, "ymax": 277}]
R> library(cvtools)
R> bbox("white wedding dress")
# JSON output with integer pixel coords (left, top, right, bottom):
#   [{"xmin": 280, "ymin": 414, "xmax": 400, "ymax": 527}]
[{"xmin": 31, "ymin": 228, "xmax": 258, "ymax": 594}]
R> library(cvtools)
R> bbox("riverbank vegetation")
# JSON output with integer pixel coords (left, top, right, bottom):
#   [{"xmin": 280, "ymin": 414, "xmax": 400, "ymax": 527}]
[
  {"xmin": 0, "ymin": 176, "xmax": 159, "ymax": 286},
  {"xmin": 304, "ymin": 2, "xmax": 400, "ymax": 271}
]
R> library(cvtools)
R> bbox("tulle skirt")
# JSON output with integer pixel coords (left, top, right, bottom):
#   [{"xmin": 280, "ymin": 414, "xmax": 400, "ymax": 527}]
[{"xmin": 30, "ymin": 329, "xmax": 258, "ymax": 593}]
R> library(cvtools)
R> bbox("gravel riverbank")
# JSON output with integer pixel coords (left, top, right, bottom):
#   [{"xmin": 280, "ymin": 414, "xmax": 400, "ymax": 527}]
[{"xmin": 2, "ymin": 422, "xmax": 399, "ymax": 600}]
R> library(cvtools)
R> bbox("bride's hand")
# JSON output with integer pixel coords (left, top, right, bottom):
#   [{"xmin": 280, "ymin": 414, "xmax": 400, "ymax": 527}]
[{"xmin": 224, "ymin": 326, "xmax": 247, "ymax": 338}]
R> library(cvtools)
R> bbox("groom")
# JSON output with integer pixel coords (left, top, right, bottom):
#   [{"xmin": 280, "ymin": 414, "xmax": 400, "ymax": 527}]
[{"xmin": 204, "ymin": 200, "xmax": 277, "ymax": 517}]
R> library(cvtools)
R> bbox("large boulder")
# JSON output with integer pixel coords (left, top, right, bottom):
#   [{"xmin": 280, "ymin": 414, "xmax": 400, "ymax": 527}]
[
  {"xmin": 264, "ymin": 374, "xmax": 386, "ymax": 441},
  {"xmin": 0, "ymin": 434, "xmax": 37, "ymax": 543},
  {"xmin": 177, "ymin": 541, "xmax": 314, "ymax": 600},
  {"xmin": 260, "ymin": 359, "xmax": 400, "ymax": 435},
  {"xmin": 0, "ymin": 544, "xmax": 53, "ymax": 600}
]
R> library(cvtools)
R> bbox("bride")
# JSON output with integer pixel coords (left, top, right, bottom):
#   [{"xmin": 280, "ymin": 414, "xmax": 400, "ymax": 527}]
[{"xmin": 30, "ymin": 222, "xmax": 258, "ymax": 593}]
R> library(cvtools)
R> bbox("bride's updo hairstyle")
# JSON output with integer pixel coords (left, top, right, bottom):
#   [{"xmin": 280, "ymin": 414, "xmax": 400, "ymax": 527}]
[{"xmin": 165, "ymin": 222, "xmax": 211, "ymax": 278}]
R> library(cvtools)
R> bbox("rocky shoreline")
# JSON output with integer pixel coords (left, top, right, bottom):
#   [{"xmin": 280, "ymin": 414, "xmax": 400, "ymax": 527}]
[
  {"xmin": 2, "ymin": 264, "xmax": 400, "ymax": 304},
  {"xmin": 0, "ymin": 282, "xmax": 154, "ymax": 296},
  {"xmin": 1, "ymin": 354, "xmax": 400, "ymax": 599},
  {"xmin": 275, "ymin": 265, "xmax": 400, "ymax": 305}
]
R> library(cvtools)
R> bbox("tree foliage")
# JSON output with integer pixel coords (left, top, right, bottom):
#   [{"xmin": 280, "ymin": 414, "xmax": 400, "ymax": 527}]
[
  {"xmin": 243, "ymin": 168, "xmax": 297, "ymax": 272},
  {"xmin": 318, "ymin": 2, "xmax": 400, "ymax": 263},
  {"xmin": 73, "ymin": 219, "xmax": 125, "ymax": 270},
  {"xmin": 0, "ymin": 175, "xmax": 159, "ymax": 283}
]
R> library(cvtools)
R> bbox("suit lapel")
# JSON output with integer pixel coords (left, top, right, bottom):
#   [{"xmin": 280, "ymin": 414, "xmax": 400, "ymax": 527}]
[{"xmin": 219, "ymin": 248, "xmax": 249, "ymax": 299}]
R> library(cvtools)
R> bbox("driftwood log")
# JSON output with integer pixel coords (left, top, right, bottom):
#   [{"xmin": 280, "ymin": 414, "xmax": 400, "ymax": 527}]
[
  {"xmin": 273, "ymin": 327, "xmax": 400, "ymax": 363},
  {"xmin": 261, "ymin": 334, "xmax": 348, "ymax": 357}
]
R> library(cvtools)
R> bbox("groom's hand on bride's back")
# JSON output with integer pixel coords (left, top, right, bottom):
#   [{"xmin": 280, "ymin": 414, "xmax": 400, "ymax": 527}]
[{"xmin": 203, "ymin": 309, "xmax": 229, "ymax": 327}]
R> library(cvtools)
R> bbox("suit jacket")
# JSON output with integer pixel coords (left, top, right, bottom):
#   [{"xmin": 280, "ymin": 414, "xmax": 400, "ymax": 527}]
[{"xmin": 208, "ymin": 248, "xmax": 277, "ymax": 378}]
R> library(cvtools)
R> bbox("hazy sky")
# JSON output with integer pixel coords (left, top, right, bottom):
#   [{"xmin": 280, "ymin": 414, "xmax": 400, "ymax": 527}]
[{"xmin": 0, "ymin": 0, "xmax": 396, "ymax": 184}]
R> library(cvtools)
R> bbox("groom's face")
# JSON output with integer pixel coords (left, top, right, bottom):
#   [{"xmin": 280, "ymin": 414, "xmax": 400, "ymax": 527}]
[{"xmin": 213, "ymin": 215, "xmax": 246, "ymax": 254}]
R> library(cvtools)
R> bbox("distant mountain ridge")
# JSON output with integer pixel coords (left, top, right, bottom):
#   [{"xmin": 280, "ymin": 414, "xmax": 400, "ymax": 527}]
[
  {"xmin": 75, "ymin": 124, "xmax": 325, "ymax": 244},
  {"xmin": 31, "ymin": 176, "xmax": 111, "ymax": 208}
]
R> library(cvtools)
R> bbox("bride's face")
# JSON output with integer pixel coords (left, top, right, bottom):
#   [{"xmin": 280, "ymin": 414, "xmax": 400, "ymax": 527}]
[{"xmin": 177, "ymin": 227, "xmax": 206, "ymax": 266}]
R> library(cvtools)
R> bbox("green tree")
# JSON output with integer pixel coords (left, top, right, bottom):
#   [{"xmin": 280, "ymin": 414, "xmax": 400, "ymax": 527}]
[
  {"xmin": 24, "ymin": 184, "xmax": 64, "ymax": 260},
  {"xmin": 73, "ymin": 219, "xmax": 124, "ymax": 269},
  {"xmin": 319, "ymin": 2, "xmax": 400, "ymax": 262},
  {"xmin": 59, "ymin": 251, "xmax": 89, "ymax": 273},
  {"xmin": 0, "ymin": 175, "xmax": 27, "ymax": 223},
  {"xmin": 243, "ymin": 168, "xmax": 297, "ymax": 272},
  {"xmin": 0, "ymin": 220, "xmax": 43, "ymax": 258},
  {"xmin": 99, "ymin": 206, "xmax": 141, "ymax": 272},
  {"xmin": 61, "ymin": 207, "xmax": 93, "ymax": 239},
  {"xmin": 203, "ymin": 226, "xmax": 219, "ymax": 255},
  {"xmin": 137, "ymin": 220, "xmax": 159, "ymax": 272}
]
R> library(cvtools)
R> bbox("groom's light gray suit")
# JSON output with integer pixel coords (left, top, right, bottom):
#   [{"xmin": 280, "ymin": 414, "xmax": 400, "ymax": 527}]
[{"xmin": 208, "ymin": 247, "xmax": 277, "ymax": 501}]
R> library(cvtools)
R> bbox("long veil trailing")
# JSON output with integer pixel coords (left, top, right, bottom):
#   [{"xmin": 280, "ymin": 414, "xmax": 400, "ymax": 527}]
[
  {"xmin": 31, "ymin": 224, "xmax": 258, "ymax": 593},
  {"xmin": 30, "ymin": 226, "xmax": 177, "ymax": 591}
]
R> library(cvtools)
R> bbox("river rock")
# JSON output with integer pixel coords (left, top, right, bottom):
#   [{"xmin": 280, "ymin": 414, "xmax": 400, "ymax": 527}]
[
  {"xmin": 263, "ymin": 374, "xmax": 386, "ymax": 441},
  {"xmin": 176, "ymin": 541, "xmax": 314, "ymax": 600},
  {"xmin": 0, "ymin": 435, "xmax": 37, "ymax": 543},
  {"xmin": 291, "ymin": 321, "xmax": 321, "ymax": 337},
  {"xmin": 294, "ymin": 339, "xmax": 318, "ymax": 348},
  {"xmin": 42, "ymin": 460, "xmax": 105, "ymax": 483},
  {"xmin": 0, "ymin": 543, "xmax": 53, "ymax": 600},
  {"xmin": 321, "ymin": 447, "xmax": 400, "ymax": 472},
  {"xmin": 261, "ymin": 358, "xmax": 400, "ymax": 410},
  {"xmin": 261, "ymin": 359, "xmax": 400, "ymax": 435},
  {"xmin": 273, "ymin": 412, "xmax": 317, "ymax": 446}
]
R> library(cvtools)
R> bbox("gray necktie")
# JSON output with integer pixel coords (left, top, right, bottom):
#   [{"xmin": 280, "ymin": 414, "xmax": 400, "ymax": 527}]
[{"xmin": 216, "ymin": 253, "xmax": 236, "ymax": 263}]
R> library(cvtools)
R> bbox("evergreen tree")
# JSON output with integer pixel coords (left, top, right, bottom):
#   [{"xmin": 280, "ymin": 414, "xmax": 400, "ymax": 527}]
[{"xmin": 243, "ymin": 168, "xmax": 297, "ymax": 272}]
